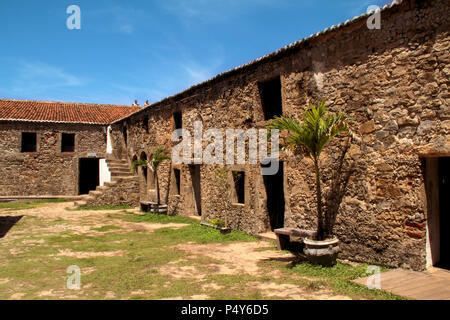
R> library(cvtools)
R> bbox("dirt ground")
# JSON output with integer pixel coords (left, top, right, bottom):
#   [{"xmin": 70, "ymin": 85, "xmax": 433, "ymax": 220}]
[{"xmin": 0, "ymin": 201, "xmax": 353, "ymax": 300}]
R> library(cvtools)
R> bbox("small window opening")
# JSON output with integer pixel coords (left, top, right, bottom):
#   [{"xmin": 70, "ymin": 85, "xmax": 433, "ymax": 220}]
[
  {"xmin": 232, "ymin": 171, "xmax": 245, "ymax": 204},
  {"xmin": 61, "ymin": 133, "xmax": 75, "ymax": 152},
  {"xmin": 258, "ymin": 77, "xmax": 283, "ymax": 120},
  {"xmin": 173, "ymin": 111, "xmax": 182, "ymax": 138},
  {"xmin": 174, "ymin": 168, "xmax": 181, "ymax": 195},
  {"xmin": 21, "ymin": 132, "xmax": 37, "ymax": 152},
  {"xmin": 143, "ymin": 115, "xmax": 149, "ymax": 133}
]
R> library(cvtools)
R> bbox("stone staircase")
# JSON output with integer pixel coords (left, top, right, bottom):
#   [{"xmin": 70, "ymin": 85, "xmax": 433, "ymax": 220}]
[{"xmin": 74, "ymin": 158, "xmax": 140, "ymax": 208}]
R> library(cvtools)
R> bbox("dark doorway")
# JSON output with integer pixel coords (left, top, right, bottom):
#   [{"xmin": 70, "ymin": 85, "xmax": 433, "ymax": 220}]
[
  {"xmin": 258, "ymin": 77, "xmax": 283, "ymax": 120},
  {"xmin": 79, "ymin": 158, "xmax": 100, "ymax": 195},
  {"xmin": 263, "ymin": 161, "xmax": 285, "ymax": 231},
  {"xmin": 438, "ymin": 157, "xmax": 450, "ymax": 269},
  {"xmin": 189, "ymin": 165, "xmax": 202, "ymax": 216}
]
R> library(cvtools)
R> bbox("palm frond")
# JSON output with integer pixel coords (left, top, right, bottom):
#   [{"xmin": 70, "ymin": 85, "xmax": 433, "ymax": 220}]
[
  {"xmin": 150, "ymin": 146, "xmax": 171, "ymax": 170},
  {"xmin": 267, "ymin": 101, "xmax": 349, "ymax": 159},
  {"xmin": 131, "ymin": 159, "xmax": 148, "ymax": 174}
]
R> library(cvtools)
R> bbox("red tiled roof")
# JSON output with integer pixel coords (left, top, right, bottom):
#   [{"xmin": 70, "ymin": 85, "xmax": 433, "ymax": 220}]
[{"xmin": 0, "ymin": 99, "xmax": 140, "ymax": 125}]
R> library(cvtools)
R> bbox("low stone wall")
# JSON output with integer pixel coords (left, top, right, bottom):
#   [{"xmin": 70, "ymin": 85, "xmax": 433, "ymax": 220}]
[{"xmin": 84, "ymin": 176, "xmax": 140, "ymax": 207}]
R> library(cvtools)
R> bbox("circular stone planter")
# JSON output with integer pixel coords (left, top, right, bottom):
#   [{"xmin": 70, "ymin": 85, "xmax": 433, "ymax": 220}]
[{"xmin": 303, "ymin": 238, "xmax": 340, "ymax": 267}]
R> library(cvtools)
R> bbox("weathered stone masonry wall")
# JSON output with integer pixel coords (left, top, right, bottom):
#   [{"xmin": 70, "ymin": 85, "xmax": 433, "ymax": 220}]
[
  {"xmin": 0, "ymin": 122, "xmax": 107, "ymax": 196},
  {"xmin": 112, "ymin": 0, "xmax": 449, "ymax": 270}
]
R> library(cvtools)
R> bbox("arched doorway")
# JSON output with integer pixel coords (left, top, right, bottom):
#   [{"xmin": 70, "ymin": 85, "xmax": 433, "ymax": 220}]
[{"xmin": 132, "ymin": 155, "xmax": 138, "ymax": 175}]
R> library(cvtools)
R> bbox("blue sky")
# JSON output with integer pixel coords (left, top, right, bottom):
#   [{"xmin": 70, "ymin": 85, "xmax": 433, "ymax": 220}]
[{"xmin": 0, "ymin": 0, "xmax": 391, "ymax": 105}]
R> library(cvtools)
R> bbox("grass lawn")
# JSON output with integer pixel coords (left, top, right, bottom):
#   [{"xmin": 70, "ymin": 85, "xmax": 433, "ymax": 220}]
[{"xmin": 0, "ymin": 202, "xmax": 404, "ymax": 300}]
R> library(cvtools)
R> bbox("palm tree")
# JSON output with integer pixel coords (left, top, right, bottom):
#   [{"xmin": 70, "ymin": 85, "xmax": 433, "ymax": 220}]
[
  {"xmin": 132, "ymin": 146, "xmax": 171, "ymax": 205},
  {"xmin": 268, "ymin": 101, "xmax": 349, "ymax": 241}
]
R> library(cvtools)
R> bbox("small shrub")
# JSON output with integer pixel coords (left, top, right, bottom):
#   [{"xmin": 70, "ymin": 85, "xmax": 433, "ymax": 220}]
[{"xmin": 210, "ymin": 219, "xmax": 225, "ymax": 228}]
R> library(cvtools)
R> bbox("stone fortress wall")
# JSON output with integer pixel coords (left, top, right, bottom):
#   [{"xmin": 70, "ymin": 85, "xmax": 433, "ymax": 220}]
[{"xmin": 110, "ymin": 0, "xmax": 450, "ymax": 270}]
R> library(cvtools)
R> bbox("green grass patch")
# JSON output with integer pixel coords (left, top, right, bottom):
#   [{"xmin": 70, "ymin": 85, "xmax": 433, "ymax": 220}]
[
  {"xmin": 0, "ymin": 198, "xmax": 68, "ymax": 211},
  {"xmin": 153, "ymin": 224, "xmax": 257, "ymax": 244},
  {"xmin": 109, "ymin": 211, "xmax": 196, "ymax": 224},
  {"xmin": 110, "ymin": 212, "xmax": 257, "ymax": 244}
]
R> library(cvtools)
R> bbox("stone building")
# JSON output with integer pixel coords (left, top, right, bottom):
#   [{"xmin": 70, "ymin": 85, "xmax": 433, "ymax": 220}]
[
  {"xmin": 0, "ymin": 99, "xmax": 139, "ymax": 196},
  {"xmin": 0, "ymin": 0, "xmax": 448, "ymax": 271},
  {"xmin": 104, "ymin": 0, "xmax": 449, "ymax": 271}
]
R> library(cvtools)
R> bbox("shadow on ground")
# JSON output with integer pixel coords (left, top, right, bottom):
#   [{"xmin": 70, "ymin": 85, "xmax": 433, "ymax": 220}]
[{"xmin": 0, "ymin": 216, "xmax": 23, "ymax": 238}]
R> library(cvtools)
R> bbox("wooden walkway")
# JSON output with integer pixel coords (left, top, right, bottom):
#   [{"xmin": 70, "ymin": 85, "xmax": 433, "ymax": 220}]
[{"xmin": 353, "ymin": 267, "xmax": 450, "ymax": 300}]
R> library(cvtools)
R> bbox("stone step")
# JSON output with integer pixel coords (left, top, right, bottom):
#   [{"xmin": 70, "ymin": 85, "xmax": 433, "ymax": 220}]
[
  {"xmin": 89, "ymin": 190, "xmax": 102, "ymax": 196},
  {"xmin": 74, "ymin": 200, "xmax": 87, "ymax": 207},
  {"xmin": 109, "ymin": 165, "xmax": 129, "ymax": 170},
  {"xmin": 106, "ymin": 160, "xmax": 129, "ymax": 165},
  {"xmin": 108, "ymin": 165, "xmax": 128, "ymax": 170},
  {"xmin": 106, "ymin": 156, "xmax": 126, "ymax": 161},
  {"xmin": 112, "ymin": 176, "xmax": 137, "ymax": 181},
  {"xmin": 77, "ymin": 195, "xmax": 94, "ymax": 202},
  {"xmin": 111, "ymin": 172, "xmax": 134, "ymax": 178},
  {"xmin": 109, "ymin": 168, "xmax": 131, "ymax": 173},
  {"xmin": 112, "ymin": 176, "xmax": 139, "ymax": 183},
  {"xmin": 104, "ymin": 181, "xmax": 118, "ymax": 187},
  {"xmin": 108, "ymin": 164, "xmax": 130, "ymax": 169}
]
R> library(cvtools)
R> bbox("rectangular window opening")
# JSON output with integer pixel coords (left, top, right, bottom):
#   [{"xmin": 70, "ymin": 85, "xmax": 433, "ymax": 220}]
[
  {"xmin": 174, "ymin": 168, "xmax": 181, "ymax": 195},
  {"xmin": 61, "ymin": 133, "xmax": 75, "ymax": 152},
  {"xmin": 173, "ymin": 111, "xmax": 183, "ymax": 139},
  {"xmin": 143, "ymin": 116, "xmax": 149, "ymax": 133},
  {"xmin": 232, "ymin": 171, "xmax": 245, "ymax": 204},
  {"xmin": 258, "ymin": 77, "xmax": 283, "ymax": 120},
  {"xmin": 174, "ymin": 111, "xmax": 182, "ymax": 129},
  {"xmin": 21, "ymin": 132, "xmax": 37, "ymax": 152}
]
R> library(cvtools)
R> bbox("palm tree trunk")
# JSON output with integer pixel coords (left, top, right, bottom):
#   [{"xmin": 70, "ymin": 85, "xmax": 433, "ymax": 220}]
[
  {"xmin": 165, "ymin": 162, "xmax": 172, "ymax": 205},
  {"xmin": 155, "ymin": 171, "xmax": 160, "ymax": 205},
  {"xmin": 314, "ymin": 156, "xmax": 324, "ymax": 241}
]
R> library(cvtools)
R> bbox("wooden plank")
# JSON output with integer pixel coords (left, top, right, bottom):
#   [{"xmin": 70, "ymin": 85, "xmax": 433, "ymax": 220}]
[{"xmin": 353, "ymin": 268, "xmax": 450, "ymax": 300}]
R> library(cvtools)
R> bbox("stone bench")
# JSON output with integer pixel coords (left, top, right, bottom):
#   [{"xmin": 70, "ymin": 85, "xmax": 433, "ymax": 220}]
[
  {"xmin": 140, "ymin": 201, "xmax": 168, "ymax": 214},
  {"xmin": 274, "ymin": 228, "xmax": 317, "ymax": 250}
]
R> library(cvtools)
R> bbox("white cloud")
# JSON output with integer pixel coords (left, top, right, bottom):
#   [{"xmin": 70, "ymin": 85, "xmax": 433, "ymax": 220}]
[
  {"xmin": 86, "ymin": 6, "xmax": 147, "ymax": 36},
  {"xmin": 343, "ymin": 0, "xmax": 391, "ymax": 16},
  {"xmin": 11, "ymin": 61, "xmax": 88, "ymax": 94},
  {"xmin": 119, "ymin": 24, "xmax": 134, "ymax": 35},
  {"xmin": 182, "ymin": 64, "xmax": 215, "ymax": 83},
  {"xmin": 160, "ymin": 0, "xmax": 284, "ymax": 22}
]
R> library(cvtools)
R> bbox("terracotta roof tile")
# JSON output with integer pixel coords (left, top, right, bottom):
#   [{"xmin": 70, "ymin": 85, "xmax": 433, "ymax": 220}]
[{"xmin": 0, "ymin": 99, "xmax": 140, "ymax": 125}]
